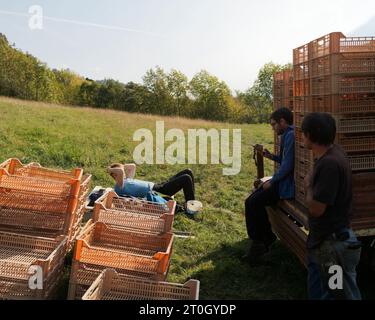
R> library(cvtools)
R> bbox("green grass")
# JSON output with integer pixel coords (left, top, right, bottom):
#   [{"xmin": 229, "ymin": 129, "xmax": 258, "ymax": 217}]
[{"xmin": 0, "ymin": 96, "xmax": 373, "ymax": 300}]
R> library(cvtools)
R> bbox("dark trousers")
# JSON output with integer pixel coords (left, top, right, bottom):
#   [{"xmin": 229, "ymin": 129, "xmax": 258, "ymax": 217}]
[
  {"xmin": 245, "ymin": 183, "xmax": 279, "ymax": 245},
  {"xmin": 153, "ymin": 169, "xmax": 195, "ymax": 202}
]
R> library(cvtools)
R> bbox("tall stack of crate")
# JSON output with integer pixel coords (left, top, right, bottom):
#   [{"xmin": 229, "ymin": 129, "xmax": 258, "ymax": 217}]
[
  {"xmin": 293, "ymin": 32, "xmax": 375, "ymax": 228},
  {"xmin": 0, "ymin": 158, "xmax": 91, "ymax": 299},
  {"xmin": 273, "ymin": 70, "xmax": 294, "ymax": 110},
  {"xmin": 67, "ymin": 190, "xmax": 178, "ymax": 300},
  {"xmin": 273, "ymin": 70, "xmax": 294, "ymax": 169}
]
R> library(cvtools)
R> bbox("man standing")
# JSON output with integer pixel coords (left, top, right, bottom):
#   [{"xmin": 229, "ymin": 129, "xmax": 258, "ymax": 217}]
[
  {"xmin": 302, "ymin": 112, "xmax": 362, "ymax": 300},
  {"xmin": 243, "ymin": 107, "xmax": 295, "ymax": 262}
]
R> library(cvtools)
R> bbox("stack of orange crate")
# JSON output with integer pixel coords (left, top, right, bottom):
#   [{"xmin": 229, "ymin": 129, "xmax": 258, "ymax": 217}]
[
  {"xmin": 273, "ymin": 70, "xmax": 294, "ymax": 170},
  {"xmin": 0, "ymin": 158, "xmax": 91, "ymax": 299},
  {"xmin": 273, "ymin": 70, "xmax": 294, "ymax": 111},
  {"xmin": 68, "ymin": 190, "xmax": 178, "ymax": 300},
  {"xmin": 293, "ymin": 32, "xmax": 375, "ymax": 230},
  {"xmin": 82, "ymin": 269, "xmax": 200, "ymax": 300}
]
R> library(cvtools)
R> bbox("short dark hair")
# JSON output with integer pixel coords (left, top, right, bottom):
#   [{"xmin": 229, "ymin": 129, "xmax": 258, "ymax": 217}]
[
  {"xmin": 270, "ymin": 107, "xmax": 293, "ymax": 125},
  {"xmin": 301, "ymin": 113, "xmax": 336, "ymax": 146}
]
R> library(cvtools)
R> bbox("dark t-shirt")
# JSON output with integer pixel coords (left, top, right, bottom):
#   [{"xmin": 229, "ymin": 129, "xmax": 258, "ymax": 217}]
[{"xmin": 307, "ymin": 144, "xmax": 352, "ymax": 249}]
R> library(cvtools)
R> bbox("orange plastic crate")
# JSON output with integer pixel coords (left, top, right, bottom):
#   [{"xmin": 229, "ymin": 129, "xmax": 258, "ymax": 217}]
[
  {"xmin": 0, "ymin": 168, "xmax": 80, "ymax": 213},
  {"xmin": 348, "ymin": 154, "xmax": 375, "ymax": 171},
  {"xmin": 73, "ymin": 220, "xmax": 173, "ymax": 278},
  {"xmin": 0, "ymin": 232, "xmax": 68, "ymax": 299},
  {"xmin": 109, "ymin": 195, "xmax": 175, "ymax": 218},
  {"xmin": 0, "ymin": 170, "xmax": 91, "ymax": 243},
  {"xmin": 295, "ymin": 133, "xmax": 375, "ymax": 157},
  {"xmin": 335, "ymin": 135, "xmax": 375, "ymax": 154},
  {"xmin": 310, "ymin": 53, "xmax": 375, "ymax": 78},
  {"xmin": 67, "ymin": 174, "xmax": 91, "ymax": 243},
  {"xmin": 310, "ymin": 75, "xmax": 375, "ymax": 96},
  {"xmin": 296, "ymin": 128, "xmax": 375, "ymax": 166},
  {"xmin": 294, "ymin": 174, "xmax": 308, "ymax": 208},
  {"xmin": 293, "ymin": 79, "xmax": 310, "ymax": 97},
  {"xmin": 296, "ymin": 127, "xmax": 375, "ymax": 154},
  {"xmin": 295, "ymin": 172, "xmax": 375, "ymax": 229},
  {"xmin": 293, "ymin": 96, "xmax": 308, "ymax": 113},
  {"xmin": 0, "ymin": 232, "xmax": 67, "ymax": 281},
  {"xmin": 0, "ymin": 262, "xmax": 65, "ymax": 300},
  {"xmin": 294, "ymin": 112, "xmax": 375, "ymax": 134},
  {"xmin": 293, "ymin": 43, "xmax": 309, "ymax": 65},
  {"xmin": 295, "ymin": 140, "xmax": 314, "ymax": 160},
  {"xmin": 307, "ymin": 94, "xmax": 375, "ymax": 115},
  {"xmin": 67, "ymin": 260, "xmax": 170, "ymax": 300},
  {"xmin": 0, "ymin": 158, "xmax": 83, "ymax": 182},
  {"xmin": 295, "ymin": 160, "xmax": 312, "ymax": 179},
  {"xmin": 309, "ymin": 32, "xmax": 375, "ymax": 60},
  {"xmin": 273, "ymin": 97, "xmax": 284, "ymax": 109},
  {"xmin": 0, "ymin": 168, "xmax": 78, "ymax": 197},
  {"xmin": 293, "ymin": 62, "xmax": 309, "ymax": 81},
  {"xmin": 0, "ymin": 174, "xmax": 90, "ymax": 233},
  {"xmin": 0, "ymin": 158, "xmax": 91, "ymax": 233},
  {"xmin": 92, "ymin": 190, "xmax": 176, "ymax": 234},
  {"xmin": 82, "ymin": 269, "xmax": 200, "ymax": 300},
  {"xmin": 273, "ymin": 70, "xmax": 293, "ymax": 110}
]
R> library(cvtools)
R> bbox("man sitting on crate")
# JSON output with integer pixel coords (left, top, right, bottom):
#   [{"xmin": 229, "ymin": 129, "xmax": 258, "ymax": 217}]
[
  {"xmin": 243, "ymin": 107, "xmax": 295, "ymax": 263},
  {"xmin": 302, "ymin": 113, "xmax": 362, "ymax": 300}
]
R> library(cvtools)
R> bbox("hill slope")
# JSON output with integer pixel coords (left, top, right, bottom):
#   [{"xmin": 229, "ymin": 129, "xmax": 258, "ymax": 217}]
[{"xmin": 0, "ymin": 96, "xmax": 336, "ymax": 299}]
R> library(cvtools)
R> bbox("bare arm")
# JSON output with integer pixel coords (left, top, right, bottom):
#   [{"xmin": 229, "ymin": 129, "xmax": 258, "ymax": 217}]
[{"xmin": 124, "ymin": 163, "xmax": 136, "ymax": 179}]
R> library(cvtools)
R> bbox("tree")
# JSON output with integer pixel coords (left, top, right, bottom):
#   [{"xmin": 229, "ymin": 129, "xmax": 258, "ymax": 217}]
[
  {"xmin": 77, "ymin": 80, "xmax": 100, "ymax": 106},
  {"xmin": 225, "ymin": 95, "xmax": 250, "ymax": 123},
  {"xmin": 0, "ymin": 35, "xmax": 60, "ymax": 103},
  {"xmin": 0, "ymin": 32, "xmax": 295, "ymax": 124},
  {"xmin": 94, "ymin": 79, "xmax": 125, "ymax": 109},
  {"xmin": 189, "ymin": 70, "xmax": 231, "ymax": 121},
  {"xmin": 252, "ymin": 62, "xmax": 292, "ymax": 104},
  {"xmin": 143, "ymin": 67, "xmax": 174, "ymax": 115},
  {"xmin": 120, "ymin": 82, "xmax": 150, "ymax": 113},
  {"xmin": 53, "ymin": 69, "xmax": 85, "ymax": 104},
  {"xmin": 239, "ymin": 62, "xmax": 292, "ymax": 123},
  {"xmin": 166, "ymin": 69, "xmax": 190, "ymax": 117},
  {"xmin": 33, "ymin": 61, "xmax": 60, "ymax": 102}
]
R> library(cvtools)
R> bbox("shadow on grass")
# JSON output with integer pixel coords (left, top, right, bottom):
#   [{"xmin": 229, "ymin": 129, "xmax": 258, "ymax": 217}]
[
  {"xmin": 188, "ymin": 239, "xmax": 307, "ymax": 300},
  {"xmin": 189, "ymin": 238, "xmax": 375, "ymax": 300}
]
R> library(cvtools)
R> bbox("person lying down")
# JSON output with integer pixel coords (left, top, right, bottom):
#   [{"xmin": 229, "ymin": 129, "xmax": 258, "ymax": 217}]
[{"xmin": 108, "ymin": 163, "xmax": 199, "ymax": 209}]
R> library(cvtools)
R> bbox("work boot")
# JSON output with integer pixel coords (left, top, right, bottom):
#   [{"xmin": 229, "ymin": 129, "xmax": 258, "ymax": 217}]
[{"xmin": 241, "ymin": 240, "xmax": 269, "ymax": 264}]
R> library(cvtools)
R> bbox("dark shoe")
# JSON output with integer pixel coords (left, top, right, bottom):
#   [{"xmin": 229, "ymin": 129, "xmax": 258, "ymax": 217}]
[
  {"xmin": 87, "ymin": 188, "xmax": 106, "ymax": 207},
  {"xmin": 241, "ymin": 241, "xmax": 269, "ymax": 263}
]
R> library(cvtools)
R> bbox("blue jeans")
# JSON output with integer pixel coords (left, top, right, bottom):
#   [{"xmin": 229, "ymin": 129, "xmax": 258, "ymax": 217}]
[{"xmin": 307, "ymin": 229, "xmax": 362, "ymax": 300}]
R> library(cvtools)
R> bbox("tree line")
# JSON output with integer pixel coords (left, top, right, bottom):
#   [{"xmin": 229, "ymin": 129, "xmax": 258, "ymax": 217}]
[{"xmin": 0, "ymin": 33, "xmax": 291, "ymax": 123}]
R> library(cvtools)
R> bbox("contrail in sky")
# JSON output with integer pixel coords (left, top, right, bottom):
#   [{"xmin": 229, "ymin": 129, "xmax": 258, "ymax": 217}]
[{"xmin": 0, "ymin": 9, "xmax": 163, "ymax": 38}]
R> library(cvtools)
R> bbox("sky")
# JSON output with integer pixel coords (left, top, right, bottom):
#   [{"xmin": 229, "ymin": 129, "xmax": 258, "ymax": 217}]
[{"xmin": 0, "ymin": 0, "xmax": 374, "ymax": 92}]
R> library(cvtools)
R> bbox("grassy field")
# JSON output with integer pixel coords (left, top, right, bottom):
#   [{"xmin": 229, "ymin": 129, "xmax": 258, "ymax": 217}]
[{"xmin": 0, "ymin": 96, "xmax": 373, "ymax": 300}]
